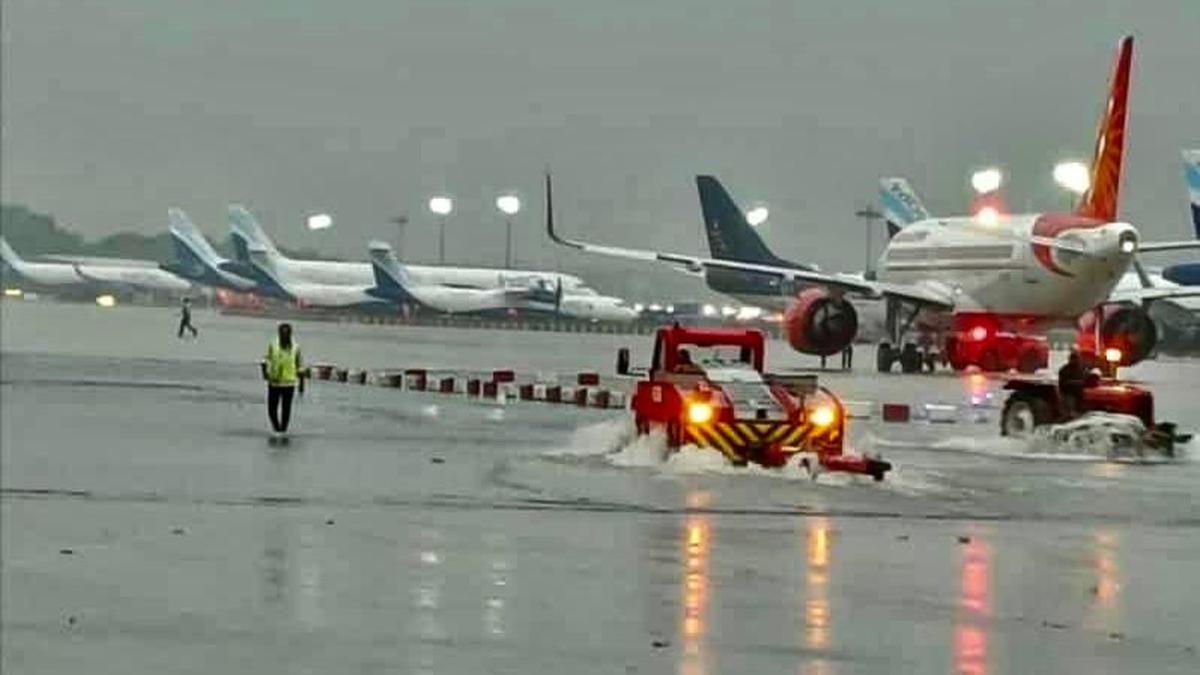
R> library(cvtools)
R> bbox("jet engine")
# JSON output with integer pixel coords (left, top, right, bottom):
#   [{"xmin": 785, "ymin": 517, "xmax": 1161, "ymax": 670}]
[
  {"xmin": 783, "ymin": 288, "xmax": 859, "ymax": 356},
  {"xmin": 1076, "ymin": 303, "xmax": 1158, "ymax": 367}
]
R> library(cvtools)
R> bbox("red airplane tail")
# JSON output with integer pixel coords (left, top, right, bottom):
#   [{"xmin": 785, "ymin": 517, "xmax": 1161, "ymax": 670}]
[{"xmin": 1075, "ymin": 35, "xmax": 1133, "ymax": 222}]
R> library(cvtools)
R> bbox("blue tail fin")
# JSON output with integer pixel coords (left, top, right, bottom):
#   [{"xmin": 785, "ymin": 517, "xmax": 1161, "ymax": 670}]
[
  {"xmin": 1184, "ymin": 149, "xmax": 1200, "ymax": 239},
  {"xmin": 878, "ymin": 177, "xmax": 931, "ymax": 238},
  {"xmin": 696, "ymin": 175, "xmax": 803, "ymax": 268},
  {"xmin": 367, "ymin": 241, "xmax": 419, "ymax": 303}
]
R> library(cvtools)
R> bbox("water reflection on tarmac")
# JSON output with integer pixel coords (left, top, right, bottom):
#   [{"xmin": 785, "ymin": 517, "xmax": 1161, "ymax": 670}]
[{"xmin": 2, "ymin": 303, "xmax": 1199, "ymax": 674}]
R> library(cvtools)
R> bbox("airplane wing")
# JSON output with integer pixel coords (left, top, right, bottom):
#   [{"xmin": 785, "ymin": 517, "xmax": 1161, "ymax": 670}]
[
  {"xmin": 544, "ymin": 173, "xmax": 955, "ymax": 310},
  {"xmin": 1138, "ymin": 240, "xmax": 1200, "ymax": 253}
]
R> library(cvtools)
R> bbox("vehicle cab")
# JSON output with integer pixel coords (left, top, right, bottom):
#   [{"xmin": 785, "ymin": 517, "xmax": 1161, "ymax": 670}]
[{"xmin": 620, "ymin": 325, "xmax": 890, "ymax": 479}]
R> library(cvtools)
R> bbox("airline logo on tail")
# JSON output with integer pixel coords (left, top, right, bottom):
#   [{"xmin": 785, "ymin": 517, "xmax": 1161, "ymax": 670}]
[
  {"xmin": 878, "ymin": 177, "xmax": 932, "ymax": 235},
  {"xmin": 1185, "ymin": 149, "xmax": 1200, "ymax": 238},
  {"xmin": 1076, "ymin": 35, "xmax": 1133, "ymax": 222}
]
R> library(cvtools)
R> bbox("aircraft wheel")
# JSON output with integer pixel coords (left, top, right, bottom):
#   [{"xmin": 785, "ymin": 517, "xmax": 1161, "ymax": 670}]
[{"xmin": 900, "ymin": 343, "xmax": 922, "ymax": 373}]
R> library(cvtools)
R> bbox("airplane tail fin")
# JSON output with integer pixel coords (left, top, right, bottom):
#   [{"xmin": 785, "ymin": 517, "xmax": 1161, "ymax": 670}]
[
  {"xmin": 228, "ymin": 205, "xmax": 279, "ymax": 260},
  {"xmin": 168, "ymin": 208, "xmax": 224, "ymax": 265},
  {"xmin": 1184, "ymin": 149, "xmax": 1200, "ymax": 238},
  {"xmin": 0, "ymin": 237, "xmax": 26, "ymax": 272},
  {"xmin": 1075, "ymin": 35, "xmax": 1133, "ymax": 222},
  {"xmin": 878, "ymin": 177, "xmax": 931, "ymax": 237},
  {"xmin": 367, "ymin": 240, "xmax": 418, "ymax": 302},
  {"xmin": 696, "ymin": 175, "xmax": 785, "ymax": 264}
]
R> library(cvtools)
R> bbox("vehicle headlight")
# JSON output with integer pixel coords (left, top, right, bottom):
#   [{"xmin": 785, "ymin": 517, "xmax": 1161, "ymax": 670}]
[
  {"xmin": 687, "ymin": 401, "xmax": 714, "ymax": 425},
  {"xmin": 1104, "ymin": 347, "xmax": 1123, "ymax": 364},
  {"xmin": 809, "ymin": 404, "xmax": 837, "ymax": 429}
]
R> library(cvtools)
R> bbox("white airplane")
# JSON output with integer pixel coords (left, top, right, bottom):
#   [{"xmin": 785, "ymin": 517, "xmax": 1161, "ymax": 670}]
[
  {"xmin": 1, "ymin": 237, "xmax": 85, "ymax": 287},
  {"xmin": 160, "ymin": 209, "xmax": 257, "ymax": 291},
  {"xmin": 225, "ymin": 205, "xmax": 637, "ymax": 320},
  {"xmin": 241, "ymin": 243, "xmax": 388, "ymax": 309},
  {"xmin": 545, "ymin": 36, "xmax": 1200, "ymax": 369},
  {"xmin": 226, "ymin": 205, "xmax": 593, "ymax": 293},
  {"xmin": 1, "ymin": 236, "xmax": 192, "ymax": 294},
  {"xmin": 367, "ymin": 241, "xmax": 528, "ymax": 314}
]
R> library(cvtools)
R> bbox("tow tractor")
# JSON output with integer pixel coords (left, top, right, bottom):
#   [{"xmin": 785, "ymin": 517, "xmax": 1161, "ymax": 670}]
[
  {"xmin": 1000, "ymin": 355, "xmax": 1191, "ymax": 456},
  {"xmin": 617, "ymin": 325, "xmax": 892, "ymax": 480}
]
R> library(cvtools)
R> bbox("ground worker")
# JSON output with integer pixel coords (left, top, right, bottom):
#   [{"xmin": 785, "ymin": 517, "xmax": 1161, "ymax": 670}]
[
  {"xmin": 262, "ymin": 323, "xmax": 304, "ymax": 435},
  {"xmin": 1057, "ymin": 349, "xmax": 1086, "ymax": 417},
  {"xmin": 177, "ymin": 297, "xmax": 198, "ymax": 338}
]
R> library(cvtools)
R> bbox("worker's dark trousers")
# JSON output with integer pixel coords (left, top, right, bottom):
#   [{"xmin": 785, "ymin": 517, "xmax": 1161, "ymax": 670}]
[
  {"xmin": 267, "ymin": 385, "xmax": 296, "ymax": 432},
  {"xmin": 178, "ymin": 318, "xmax": 197, "ymax": 338}
]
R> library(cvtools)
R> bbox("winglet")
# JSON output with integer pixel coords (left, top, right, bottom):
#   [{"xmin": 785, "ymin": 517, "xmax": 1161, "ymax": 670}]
[{"xmin": 1076, "ymin": 35, "xmax": 1134, "ymax": 222}]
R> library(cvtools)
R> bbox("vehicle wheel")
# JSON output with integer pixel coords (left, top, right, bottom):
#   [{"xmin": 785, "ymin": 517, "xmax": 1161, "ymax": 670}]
[
  {"xmin": 1016, "ymin": 350, "xmax": 1040, "ymax": 374},
  {"xmin": 876, "ymin": 343, "xmax": 895, "ymax": 373},
  {"xmin": 923, "ymin": 351, "xmax": 938, "ymax": 372},
  {"xmin": 900, "ymin": 343, "xmax": 922, "ymax": 373},
  {"xmin": 978, "ymin": 348, "xmax": 1000, "ymax": 372},
  {"xmin": 1001, "ymin": 392, "xmax": 1052, "ymax": 438}
]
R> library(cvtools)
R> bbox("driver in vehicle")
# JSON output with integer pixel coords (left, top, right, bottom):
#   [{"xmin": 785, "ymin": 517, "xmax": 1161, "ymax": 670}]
[{"xmin": 675, "ymin": 348, "xmax": 703, "ymax": 374}]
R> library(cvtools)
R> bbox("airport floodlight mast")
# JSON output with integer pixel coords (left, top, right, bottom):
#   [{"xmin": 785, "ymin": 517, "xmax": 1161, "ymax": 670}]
[
  {"xmin": 428, "ymin": 196, "xmax": 453, "ymax": 264},
  {"xmin": 390, "ymin": 214, "xmax": 409, "ymax": 258},
  {"xmin": 745, "ymin": 206, "xmax": 769, "ymax": 227},
  {"xmin": 970, "ymin": 167, "xmax": 1004, "ymax": 195},
  {"xmin": 1053, "ymin": 160, "xmax": 1091, "ymax": 210},
  {"xmin": 854, "ymin": 206, "xmax": 883, "ymax": 277},
  {"xmin": 496, "ymin": 194, "xmax": 521, "ymax": 269}
]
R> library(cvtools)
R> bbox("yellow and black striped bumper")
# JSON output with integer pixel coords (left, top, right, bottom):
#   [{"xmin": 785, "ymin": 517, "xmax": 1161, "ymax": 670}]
[{"xmin": 684, "ymin": 421, "xmax": 838, "ymax": 461}]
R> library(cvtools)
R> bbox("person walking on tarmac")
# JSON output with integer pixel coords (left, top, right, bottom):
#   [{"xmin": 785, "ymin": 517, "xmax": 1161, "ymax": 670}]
[
  {"xmin": 262, "ymin": 323, "xmax": 304, "ymax": 436},
  {"xmin": 177, "ymin": 298, "xmax": 198, "ymax": 339}
]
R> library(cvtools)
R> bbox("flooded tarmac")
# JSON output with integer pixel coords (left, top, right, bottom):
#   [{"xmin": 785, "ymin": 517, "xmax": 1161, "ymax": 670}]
[{"xmin": 3, "ymin": 302, "xmax": 1199, "ymax": 674}]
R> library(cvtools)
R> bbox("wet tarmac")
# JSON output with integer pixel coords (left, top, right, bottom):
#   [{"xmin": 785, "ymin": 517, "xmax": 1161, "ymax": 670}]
[{"xmin": 3, "ymin": 302, "xmax": 1199, "ymax": 674}]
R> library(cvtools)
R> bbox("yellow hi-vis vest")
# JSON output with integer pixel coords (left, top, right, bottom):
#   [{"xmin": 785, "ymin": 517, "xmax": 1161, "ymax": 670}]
[{"xmin": 267, "ymin": 341, "xmax": 299, "ymax": 386}]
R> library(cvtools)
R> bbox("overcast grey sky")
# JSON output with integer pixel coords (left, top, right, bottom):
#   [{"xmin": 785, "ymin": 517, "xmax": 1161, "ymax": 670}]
[{"xmin": 3, "ymin": 0, "xmax": 1198, "ymax": 297}]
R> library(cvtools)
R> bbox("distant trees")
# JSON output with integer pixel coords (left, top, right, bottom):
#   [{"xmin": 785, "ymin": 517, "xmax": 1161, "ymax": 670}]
[{"xmin": 1, "ymin": 203, "xmax": 327, "ymax": 262}]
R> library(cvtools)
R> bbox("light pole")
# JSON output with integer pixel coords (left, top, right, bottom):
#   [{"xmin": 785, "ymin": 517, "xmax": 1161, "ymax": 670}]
[
  {"xmin": 745, "ymin": 206, "xmax": 769, "ymax": 227},
  {"xmin": 1053, "ymin": 160, "xmax": 1090, "ymax": 210},
  {"xmin": 854, "ymin": 206, "xmax": 883, "ymax": 276},
  {"xmin": 428, "ymin": 196, "xmax": 453, "ymax": 264},
  {"xmin": 389, "ymin": 214, "xmax": 409, "ymax": 259},
  {"xmin": 495, "ymin": 194, "xmax": 521, "ymax": 269}
]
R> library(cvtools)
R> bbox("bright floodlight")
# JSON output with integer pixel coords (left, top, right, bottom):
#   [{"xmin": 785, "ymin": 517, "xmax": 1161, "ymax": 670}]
[
  {"xmin": 745, "ymin": 206, "xmax": 769, "ymax": 227},
  {"xmin": 970, "ymin": 168, "xmax": 1004, "ymax": 194},
  {"xmin": 428, "ymin": 196, "xmax": 454, "ymax": 216},
  {"xmin": 307, "ymin": 213, "xmax": 333, "ymax": 230},
  {"xmin": 1053, "ymin": 161, "xmax": 1091, "ymax": 195},
  {"xmin": 976, "ymin": 206, "xmax": 1000, "ymax": 226},
  {"xmin": 496, "ymin": 194, "xmax": 521, "ymax": 216}
]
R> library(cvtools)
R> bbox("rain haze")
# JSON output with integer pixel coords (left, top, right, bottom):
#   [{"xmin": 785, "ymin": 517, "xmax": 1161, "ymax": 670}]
[
  {"xmin": 3, "ymin": 0, "xmax": 1199, "ymax": 295},
  {"xmin": 4, "ymin": 3, "xmax": 1200, "ymax": 674}
]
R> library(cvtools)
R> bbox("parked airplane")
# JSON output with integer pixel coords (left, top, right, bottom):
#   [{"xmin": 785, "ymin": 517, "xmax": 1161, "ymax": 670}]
[
  {"xmin": 240, "ymin": 243, "xmax": 389, "ymax": 309},
  {"xmin": 159, "ymin": 209, "xmax": 257, "ymax": 291},
  {"xmin": 546, "ymin": 36, "xmax": 1200, "ymax": 372},
  {"xmin": 1, "ymin": 237, "xmax": 84, "ymax": 287},
  {"xmin": 368, "ymin": 241, "xmax": 528, "ymax": 314},
  {"xmin": 1, "ymin": 236, "xmax": 191, "ymax": 294},
  {"xmin": 225, "ymin": 205, "xmax": 637, "ymax": 320}
]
